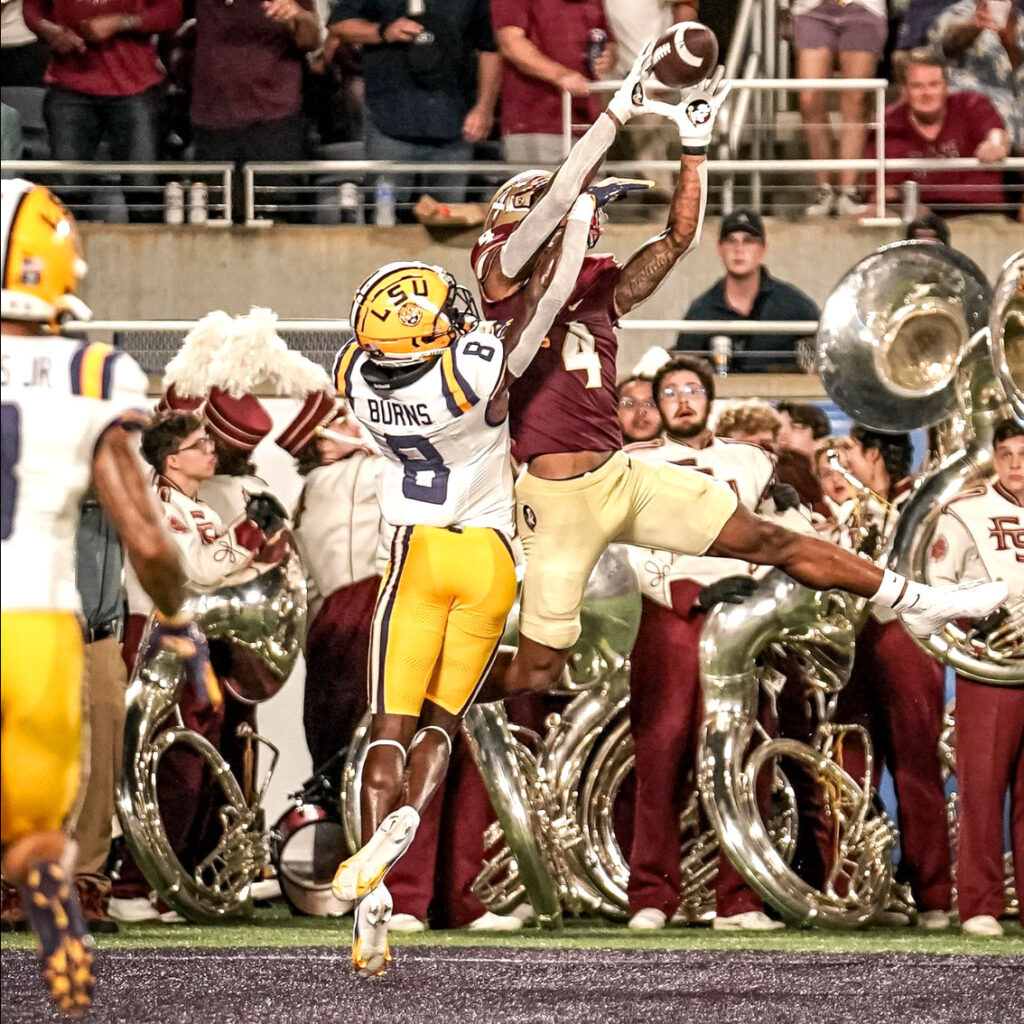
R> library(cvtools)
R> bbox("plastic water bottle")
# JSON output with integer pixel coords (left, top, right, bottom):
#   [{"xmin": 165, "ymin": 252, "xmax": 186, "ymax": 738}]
[
  {"xmin": 188, "ymin": 181, "xmax": 208, "ymax": 225},
  {"xmin": 711, "ymin": 335, "xmax": 731, "ymax": 377},
  {"xmin": 164, "ymin": 181, "xmax": 184, "ymax": 225},
  {"xmin": 375, "ymin": 178, "xmax": 396, "ymax": 226},
  {"xmin": 586, "ymin": 28, "xmax": 607, "ymax": 77},
  {"xmin": 339, "ymin": 182, "xmax": 363, "ymax": 224}
]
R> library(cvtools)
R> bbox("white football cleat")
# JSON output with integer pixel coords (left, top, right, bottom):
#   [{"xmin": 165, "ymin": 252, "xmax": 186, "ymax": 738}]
[
  {"xmin": 898, "ymin": 579, "xmax": 1008, "ymax": 638},
  {"xmin": 332, "ymin": 806, "xmax": 420, "ymax": 902},
  {"xmin": 352, "ymin": 884, "xmax": 393, "ymax": 978},
  {"xmin": 961, "ymin": 914, "xmax": 1003, "ymax": 937}
]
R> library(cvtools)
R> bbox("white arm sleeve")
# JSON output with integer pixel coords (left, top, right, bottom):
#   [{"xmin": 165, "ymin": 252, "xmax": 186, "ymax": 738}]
[
  {"xmin": 498, "ymin": 114, "xmax": 616, "ymax": 280},
  {"xmin": 506, "ymin": 195, "xmax": 594, "ymax": 380}
]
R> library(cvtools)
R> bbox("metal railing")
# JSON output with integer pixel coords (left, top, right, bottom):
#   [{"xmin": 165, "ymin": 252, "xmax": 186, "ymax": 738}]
[{"xmin": 2, "ymin": 161, "xmax": 235, "ymax": 225}]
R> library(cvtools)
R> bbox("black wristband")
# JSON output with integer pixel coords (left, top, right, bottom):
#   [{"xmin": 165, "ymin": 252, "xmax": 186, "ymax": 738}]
[{"xmin": 681, "ymin": 144, "xmax": 709, "ymax": 156}]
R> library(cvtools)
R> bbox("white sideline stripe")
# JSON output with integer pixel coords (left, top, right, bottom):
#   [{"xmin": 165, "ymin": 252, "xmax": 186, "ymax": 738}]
[{"xmin": 142, "ymin": 950, "xmax": 621, "ymax": 967}]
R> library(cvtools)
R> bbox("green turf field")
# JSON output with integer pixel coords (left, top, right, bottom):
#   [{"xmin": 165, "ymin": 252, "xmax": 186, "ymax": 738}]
[{"xmin": 3, "ymin": 905, "xmax": 1021, "ymax": 956}]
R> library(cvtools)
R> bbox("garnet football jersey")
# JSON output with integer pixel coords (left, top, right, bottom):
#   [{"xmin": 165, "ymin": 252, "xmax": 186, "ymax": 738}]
[{"xmin": 472, "ymin": 221, "xmax": 623, "ymax": 463}]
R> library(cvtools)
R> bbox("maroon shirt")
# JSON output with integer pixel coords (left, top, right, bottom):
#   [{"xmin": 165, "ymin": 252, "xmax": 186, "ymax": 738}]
[
  {"xmin": 190, "ymin": 0, "xmax": 314, "ymax": 130},
  {"xmin": 489, "ymin": 0, "xmax": 614, "ymax": 137},
  {"xmin": 472, "ymin": 221, "xmax": 623, "ymax": 463},
  {"xmin": 865, "ymin": 91, "xmax": 1006, "ymax": 208},
  {"xmin": 23, "ymin": 0, "xmax": 180, "ymax": 96}
]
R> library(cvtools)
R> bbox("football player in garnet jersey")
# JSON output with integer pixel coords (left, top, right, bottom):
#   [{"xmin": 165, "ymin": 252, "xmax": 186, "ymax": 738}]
[
  {"xmin": 0, "ymin": 179, "xmax": 205, "ymax": 1017},
  {"xmin": 329, "ymin": 196, "xmax": 595, "ymax": 979},
  {"xmin": 470, "ymin": 47, "xmax": 1007, "ymax": 701}
]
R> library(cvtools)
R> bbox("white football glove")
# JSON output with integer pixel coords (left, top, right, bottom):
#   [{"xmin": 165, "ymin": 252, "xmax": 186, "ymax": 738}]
[
  {"xmin": 895, "ymin": 577, "xmax": 1008, "ymax": 639},
  {"xmin": 644, "ymin": 66, "xmax": 731, "ymax": 150},
  {"xmin": 606, "ymin": 40, "xmax": 656, "ymax": 125}
]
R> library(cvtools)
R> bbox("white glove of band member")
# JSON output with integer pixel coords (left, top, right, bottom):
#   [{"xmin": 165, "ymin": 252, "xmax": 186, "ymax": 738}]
[
  {"xmin": 872, "ymin": 569, "xmax": 1008, "ymax": 638},
  {"xmin": 606, "ymin": 40, "xmax": 656, "ymax": 125},
  {"xmin": 644, "ymin": 66, "xmax": 731, "ymax": 150}
]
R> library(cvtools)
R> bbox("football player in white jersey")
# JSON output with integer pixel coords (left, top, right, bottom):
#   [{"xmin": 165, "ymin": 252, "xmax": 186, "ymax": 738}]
[
  {"xmin": 328, "ymin": 196, "xmax": 595, "ymax": 978},
  {"xmin": 0, "ymin": 179, "xmax": 206, "ymax": 1016},
  {"xmin": 929, "ymin": 418, "xmax": 1024, "ymax": 937}
]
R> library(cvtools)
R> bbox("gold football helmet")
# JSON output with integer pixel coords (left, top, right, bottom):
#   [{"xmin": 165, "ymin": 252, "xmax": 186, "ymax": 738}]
[
  {"xmin": 1, "ymin": 178, "xmax": 91, "ymax": 325},
  {"xmin": 483, "ymin": 170, "xmax": 551, "ymax": 233},
  {"xmin": 350, "ymin": 261, "xmax": 477, "ymax": 364}
]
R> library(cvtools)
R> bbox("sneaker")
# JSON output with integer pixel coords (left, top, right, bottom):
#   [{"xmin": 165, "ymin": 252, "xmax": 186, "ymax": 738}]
[
  {"xmin": 467, "ymin": 910, "xmax": 525, "ymax": 931},
  {"xmin": 804, "ymin": 185, "xmax": 835, "ymax": 218},
  {"xmin": 835, "ymin": 189, "xmax": 867, "ymax": 216},
  {"xmin": 961, "ymin": 914, "xmax": 1004, "ymax": 937},
  {"xmin": 108, "ymin": 896, "xmax": 162, "ymax": 922},
  {"xmin": 509, "ymin": 903, "xmax": 535, "ymax": 923},
  {"xmin": 900, "ymin": 579, "xmax": 1008, "ymax": 638},
  {"xmin": 712, "ymin": 910, "xmax": 785, "ymax": 931},
  {"xmin": 21, "ymin": 861, "xmax": 95, "ymax": 1018},
  {"xmin": 628, "ymin": 907, "xmax": 667, "ymax": 930},
  {"xmin": 387, "ymin": 913, "xmax": 426, "ymax": 933},
  {"xmin": 332, "ymin": 806, "xmax": 420, "ymax": 902},
  {"xmin": 917, "ymin": 909, "xmax": 950, "ymax": 930},
  {"xmin": 2, "ymin": 880, "xmax": 27, "ymax": 932},
  {"xmin": 352, "ymin": 884, "xmax": 393, "ymax": 979},
  {"xmin": 75, "ymin": 880, "xmax": 119, "ymax": 935},
  {"xmin": 249, "ymin": 877, "xmax": 282, "ymax": 902},
  {"xmin": 108, "ymin": 895, "xmax": 184, "ymax": 924}
]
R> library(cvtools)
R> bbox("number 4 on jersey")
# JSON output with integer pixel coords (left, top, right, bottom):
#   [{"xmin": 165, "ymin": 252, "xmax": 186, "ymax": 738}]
[{"xmin": 562, "ymin": 322, "xmax": 602, "ymax": 389}]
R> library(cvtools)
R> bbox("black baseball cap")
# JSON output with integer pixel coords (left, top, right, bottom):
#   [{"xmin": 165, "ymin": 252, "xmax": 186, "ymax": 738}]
[{"xmin": 719, "ymin": 208, "xmax": 765, "ymax": 241}]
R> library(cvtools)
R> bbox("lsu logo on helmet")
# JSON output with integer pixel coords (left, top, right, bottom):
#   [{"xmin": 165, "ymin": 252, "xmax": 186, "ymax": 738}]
[
  {"xmin": 1, "ymin": 178, "xmax": 91, "ymax": 325},
  {"xmin": 350, "ymin": 261, "xmax": 478, "ymax": 365}
]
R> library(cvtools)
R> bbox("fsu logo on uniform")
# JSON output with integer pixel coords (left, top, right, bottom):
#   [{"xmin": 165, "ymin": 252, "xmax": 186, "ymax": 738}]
[
  {"xmin": 931, "ymin": 534, "xmax": 948, "ymax": 561},
  {"xmin": 522, "ymin": 505, "xmax": 537, "ymax": 531},
  {"xmin": 398, "ymin": 303, "xmax": 422, "ymax": 327}
]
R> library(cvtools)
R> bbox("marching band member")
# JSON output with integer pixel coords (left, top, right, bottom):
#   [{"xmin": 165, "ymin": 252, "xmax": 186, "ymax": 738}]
[
  {"xmin": 329, "ymin": 196, "xmax": 594, "ymax": 977},
  {"xmin": 1, "ymin": 179, "xmax": 199, "ymax": 1015},
  {"xmin": 834, "ymin": 426, "xmax": 953, "ymax": 928},
  {"xmin": 625, "ymin": 356, "xmax": 806, "ymax": 931},
  {"xmin": 110, "ymin": 407, "xmax": 283, "ymax": 923},
  {"xmin": 929, "ymin": 417, "xmax": 1024, "ymax": 937}
]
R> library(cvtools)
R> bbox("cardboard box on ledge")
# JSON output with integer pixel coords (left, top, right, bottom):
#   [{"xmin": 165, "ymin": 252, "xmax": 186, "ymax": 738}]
[{"xmin": 413, "ymin": 195, "xmax": 486, "ymax": 241}]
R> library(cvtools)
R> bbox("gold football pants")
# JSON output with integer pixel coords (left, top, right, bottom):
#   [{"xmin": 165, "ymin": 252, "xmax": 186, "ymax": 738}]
[
  {"xmin": 1, "ymin": 611, "xmax": 84, "ymax": 845},
  {"xmin": 370, "ymin": 525, "xmax": 517, "ymax": 718}
]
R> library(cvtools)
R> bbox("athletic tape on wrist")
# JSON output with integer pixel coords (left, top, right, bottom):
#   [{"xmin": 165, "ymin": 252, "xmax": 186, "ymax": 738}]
[{"xmin": 871, "ymin": 567, "xmax": 909, "ymax": 609}]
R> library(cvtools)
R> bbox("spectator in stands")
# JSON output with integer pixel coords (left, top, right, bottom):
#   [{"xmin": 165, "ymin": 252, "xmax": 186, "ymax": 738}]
[
  {"xmin": 905, "ymin": 209, "xmax": 953, "ymax": 243},
  {"xmin": 603, "ymin": 2, "xmax": 695, "ymax": 204},
  {"xmin": 328, "ymin": 0, "xmax": 500, "ymax": 209},
  {"xmin": 2, "ymin": 0, "xmax": 49, "ymax": 87},
  {"xmin": 775, "ymin": 400, "xmax": 832, "ymax": 519},
  {"xmin": 673, "ymin": 209, "xmax": 820, "ymax": 374},
  {"xmin": 931, "ymin": 1, "xmax": 1024, "ymax": 152},
  {"xmin": 190, "ymin": 0, "xmax": 321, "ymax": 222},
  {"xmin": 491, "ymin": 0, "xmax": 617, "ymax": 164},
  {"xmin": 792, "ymin": 0, "xmax": 889, "ymax": 217},
  {"xmin": 893, "ymin": 0, "xmax": 958, "ymax": 73},
  {"xmin": 864, "ymin": 49, "xmax": 1010, "ymax": 214},
  {"xmin": 23, "ymin": 0, "xmax": 182, "ymax": 218},
  {"xmin": 617, "ymin": 375, "xmax": 661, "ymax": 443}
]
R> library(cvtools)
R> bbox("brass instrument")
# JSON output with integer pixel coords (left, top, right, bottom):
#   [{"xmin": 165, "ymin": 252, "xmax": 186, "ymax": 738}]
[{"xmin": 116, "ymin": 545, "xmax": 307, "ymax": 923}]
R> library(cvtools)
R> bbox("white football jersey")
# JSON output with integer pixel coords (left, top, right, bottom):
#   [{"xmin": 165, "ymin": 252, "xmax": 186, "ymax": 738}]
[
  {"xmin": 929, "ymin": 482, "xmax": 1024, "ymax": 595},
  {"xmin": 1, "ymin": 334, "xmax": 148, "ymax": 611},
  {"xmin": 334, "ymin": 325, "xmax": 513, "ymax": 535},
  {"xmin": 626, "ymin": 435, "xmax": 801, "ymax": 607}
]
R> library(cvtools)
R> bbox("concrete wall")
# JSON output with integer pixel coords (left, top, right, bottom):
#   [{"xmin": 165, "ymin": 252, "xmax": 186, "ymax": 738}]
[{"xmin": 79, "ymin": 214, "xmax": 1022, "ymax": 373}]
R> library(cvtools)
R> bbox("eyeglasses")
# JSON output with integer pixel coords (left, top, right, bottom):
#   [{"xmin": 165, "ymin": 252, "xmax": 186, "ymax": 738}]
[
  {"xmin": 177, "ymin": 435, "xmax": 214, "ymax": 453},
  {"xmin": 618, "ymin": 398, "xmax": 657, "ymax": 411},
  {"xmin": 659, "ymin": 384, "xmax": 707, "ymax": 400}
]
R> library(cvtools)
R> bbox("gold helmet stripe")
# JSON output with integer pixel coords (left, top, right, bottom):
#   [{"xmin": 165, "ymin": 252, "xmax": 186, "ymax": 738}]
[{"xmin": 333, "ymin": 339, "xmax": 361, "ymax": 399}]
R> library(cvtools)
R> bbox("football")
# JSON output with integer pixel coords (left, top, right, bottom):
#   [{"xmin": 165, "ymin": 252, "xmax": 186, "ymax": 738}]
[{"xmin": 649, "ymin": 22, "xmax": 718, "ymax": 89}]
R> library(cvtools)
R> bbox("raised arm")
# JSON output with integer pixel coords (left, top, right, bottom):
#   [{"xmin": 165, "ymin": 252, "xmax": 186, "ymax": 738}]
[
  {"xmin": 613, "ymin": 67, "xmax": 731, "ymax": 317},
  {"xmin": 92, "ymin": 426, "xmax": 185, "ymax": 618},
  {"xmin": 501, "ymin": 193, "xmax": 596, "ymax": 382},
  {"xmin": 489, "ymin": 44, "xmax": 658, "ymax": 294}
]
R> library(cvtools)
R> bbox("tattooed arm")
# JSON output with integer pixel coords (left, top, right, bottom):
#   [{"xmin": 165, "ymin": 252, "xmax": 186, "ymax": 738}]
[{"xmin": 613, "ymin": 153, "xmax": 707, "ymax": 318}]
